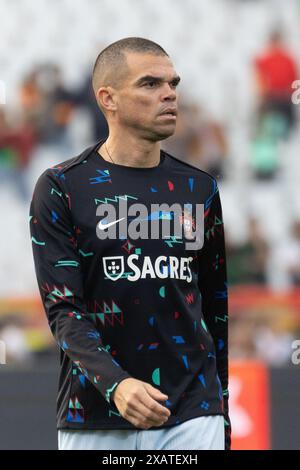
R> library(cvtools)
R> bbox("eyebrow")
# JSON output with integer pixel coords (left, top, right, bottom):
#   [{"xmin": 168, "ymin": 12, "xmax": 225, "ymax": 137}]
[{"xmin": 134, "ymin": 74, "xmax": 181, "ymax": 86}]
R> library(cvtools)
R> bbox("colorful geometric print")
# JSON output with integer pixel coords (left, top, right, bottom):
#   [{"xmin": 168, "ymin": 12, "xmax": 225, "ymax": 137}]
[{"xmin": 29, "ymin": 140, "xmax": 231, "ymax": 449}]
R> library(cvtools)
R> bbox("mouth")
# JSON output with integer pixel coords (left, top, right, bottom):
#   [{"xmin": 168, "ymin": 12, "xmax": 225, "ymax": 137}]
[{"xmin": 159, "ymin": 109, "xmax": 177, "ymax": 119}]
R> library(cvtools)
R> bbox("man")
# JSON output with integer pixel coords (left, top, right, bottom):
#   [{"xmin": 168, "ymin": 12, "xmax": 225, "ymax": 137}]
[
  {"xmin": 254, "ymin": 29, "xmax": 298, "ymax": 136},
  {"xmin": 29, "ymin": 37, "xmax": 231, "ymax": 450}
]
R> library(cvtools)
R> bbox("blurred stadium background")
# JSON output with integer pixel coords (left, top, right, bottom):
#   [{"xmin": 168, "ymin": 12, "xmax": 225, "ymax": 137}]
[{"xmin": 1, "ymin": 0, "xmax": 300, "ymax": 450}]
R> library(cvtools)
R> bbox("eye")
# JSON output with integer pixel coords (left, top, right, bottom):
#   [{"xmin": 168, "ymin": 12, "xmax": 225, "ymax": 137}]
[{"xmin": 145, "ymin": 81, "xmax": 157, "ymax": 88}]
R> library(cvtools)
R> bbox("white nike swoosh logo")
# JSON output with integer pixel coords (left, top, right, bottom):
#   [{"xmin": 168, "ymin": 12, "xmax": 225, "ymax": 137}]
[{"xmin": 98, "ymin": 217, "xmax": 125, "ymax": 230}]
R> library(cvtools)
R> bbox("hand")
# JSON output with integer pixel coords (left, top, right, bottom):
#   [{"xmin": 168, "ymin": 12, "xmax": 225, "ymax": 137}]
[{"xmin": 112, "ymin": 378, "xmax": 171, "ymax": 429}]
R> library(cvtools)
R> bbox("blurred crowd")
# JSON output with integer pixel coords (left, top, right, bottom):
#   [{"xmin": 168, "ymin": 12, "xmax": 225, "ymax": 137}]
[{"xmin": 1, "ymin": 28, "xmax": 300, "ymax": 366}]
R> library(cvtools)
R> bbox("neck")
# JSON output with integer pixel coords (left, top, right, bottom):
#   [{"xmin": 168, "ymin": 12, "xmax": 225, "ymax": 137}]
[{"xmin": 99, "ymin": 128, "xmax": 161, "ymax": 168}]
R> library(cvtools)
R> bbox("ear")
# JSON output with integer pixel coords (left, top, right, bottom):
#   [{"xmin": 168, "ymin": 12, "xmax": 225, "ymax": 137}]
[{"xmin": 96, "ymin": 86, "xmax": 117, "ymax": 113}]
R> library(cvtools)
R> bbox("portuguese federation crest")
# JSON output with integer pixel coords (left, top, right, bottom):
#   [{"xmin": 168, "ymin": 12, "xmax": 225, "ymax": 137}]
[
  {"xmin": 179, "ymin": 209, "xmax": 196, "ymax": 240},
  {"xmin": 103, "ymin": 256, "xmax": 124, "ymax": 281}
]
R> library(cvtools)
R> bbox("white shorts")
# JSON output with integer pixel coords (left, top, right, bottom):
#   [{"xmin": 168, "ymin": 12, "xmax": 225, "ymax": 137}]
[{"xmin": 58, "ymin": 415, "xmax": 225, "ymax": 450}]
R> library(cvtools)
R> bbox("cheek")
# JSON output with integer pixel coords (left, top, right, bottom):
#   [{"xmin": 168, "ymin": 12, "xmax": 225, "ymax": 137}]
[
  {"xmin": 123, "ymin": 97, "xmax": 155, "ymax": 121},
  {"xmin": 137, "ymin": 94, "xmax": 153, "ymax": 106},
  {"xmin": 127, "ymin": 93, "xmax": 155, "ymax": 111}
]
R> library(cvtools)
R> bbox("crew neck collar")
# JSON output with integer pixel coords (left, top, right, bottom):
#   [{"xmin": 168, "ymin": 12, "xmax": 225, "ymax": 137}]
[{"xmin": 93, "ymin": 138, "xmax": 166, "ymax": 171}]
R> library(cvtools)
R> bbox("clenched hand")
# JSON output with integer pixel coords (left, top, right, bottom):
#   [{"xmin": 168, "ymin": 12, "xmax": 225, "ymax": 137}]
[{"xmin": 112, "ymin": 378, "xmax": 171, "ymax": 429}]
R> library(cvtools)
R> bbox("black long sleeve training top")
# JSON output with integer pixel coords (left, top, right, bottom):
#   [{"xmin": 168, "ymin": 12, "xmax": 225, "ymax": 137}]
[{"xmin": 29, "ymin": 138, "xmax": 231, "ymax": 449}]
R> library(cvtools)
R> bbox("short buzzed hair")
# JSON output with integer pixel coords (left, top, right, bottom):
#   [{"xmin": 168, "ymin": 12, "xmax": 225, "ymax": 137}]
[{"xmin": 92, "ymin": 37, "xmax": 169, "ymax": 101}]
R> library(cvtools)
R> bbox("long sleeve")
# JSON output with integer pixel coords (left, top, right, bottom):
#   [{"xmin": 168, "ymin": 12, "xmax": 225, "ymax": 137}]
[
  {"xmin": 197, "ymin": 180, "xmax": 231, "ymax": 450},
  {"xmin": 29, "ymin": 168, "xmax": 132, "ymax": 405}
]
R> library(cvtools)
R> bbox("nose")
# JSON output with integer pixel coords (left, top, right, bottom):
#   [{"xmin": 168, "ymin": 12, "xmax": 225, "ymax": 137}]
[{"xmin": 161, "ymin": 82, "xmax": 177, "ymax": 102}]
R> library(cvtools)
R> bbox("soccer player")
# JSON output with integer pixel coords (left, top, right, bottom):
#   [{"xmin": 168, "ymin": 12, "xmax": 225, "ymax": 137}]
[{"xmin": 29, "ymin": 37, "xmax": 231, "ymax": 450}]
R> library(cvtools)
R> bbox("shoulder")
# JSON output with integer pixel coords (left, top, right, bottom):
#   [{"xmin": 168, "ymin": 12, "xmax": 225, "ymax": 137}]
[
  {"xmin": 50, "ymin": 142, "xmax": 98, "ymax": 177},
  {"xmin": 33, "ymin": 142, "xmax": 99, "ymax": 191},
  {"xmin": 162, "ymin": 148, "xmax": 219, "ymax": 201}
]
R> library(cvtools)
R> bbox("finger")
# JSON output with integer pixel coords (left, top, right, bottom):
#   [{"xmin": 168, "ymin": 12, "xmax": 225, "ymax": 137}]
[
  {"xmin": 129, "ymin": 399, "xmax": 169, "ymax": 425},
  {"xmin": 138, "ymin": 391, "xmax": 171, "ymax": 419},
  {"xmin": 126, "ymin": 407, "xmax": 167, "ymax": 429},
  {"xmin": 145, "ymin": 384, "xmax": 168, "ymax": 402}
]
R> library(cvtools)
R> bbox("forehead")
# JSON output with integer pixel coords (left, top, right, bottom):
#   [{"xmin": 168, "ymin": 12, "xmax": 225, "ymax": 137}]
[{"xmin": 124, "ymin": 52, "xmax": 176, "ymax": 82}]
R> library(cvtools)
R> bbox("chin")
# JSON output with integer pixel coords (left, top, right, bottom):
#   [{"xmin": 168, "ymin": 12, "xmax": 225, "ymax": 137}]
[
  {"xmin": 140, "ymin": 123, "xmax": 176, "ymax": 142},
  {"xmin": 153, "ymin": 126, "xmax": 177, "ymax": 141}
]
